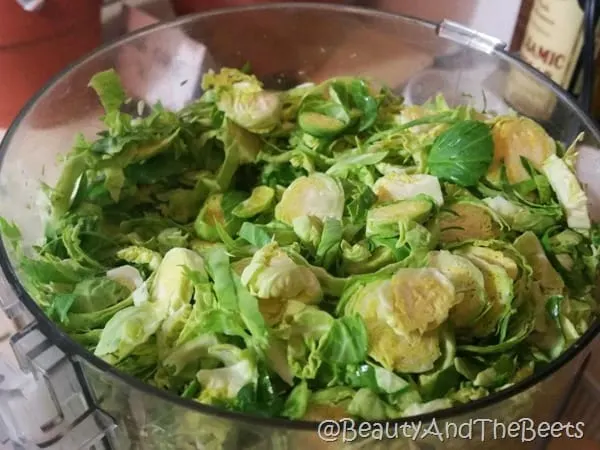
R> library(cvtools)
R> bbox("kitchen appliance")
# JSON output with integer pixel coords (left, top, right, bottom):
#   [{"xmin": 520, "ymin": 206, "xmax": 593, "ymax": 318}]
[{"xmin": 1, "ymin": 4, "xmax": 600, "ymax": 449}]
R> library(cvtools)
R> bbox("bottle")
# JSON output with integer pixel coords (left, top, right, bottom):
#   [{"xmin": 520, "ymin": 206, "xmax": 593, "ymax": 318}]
[
  {"xmin": 505, "ymin": 0, "xmax": 585, "ymax": 120},
  {"xmin": 568, "ymin": 1, "xmax": 600, "ymax": 117},
  {"xmin": 510, "ymin": 0, "xmax": 535, "ymax": 52}
]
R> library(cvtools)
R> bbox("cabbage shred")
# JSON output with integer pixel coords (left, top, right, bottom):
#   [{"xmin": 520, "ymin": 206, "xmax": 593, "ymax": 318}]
[{"xmin": 2, "ymin": 67, "xmax": 599, "ymax": 422}]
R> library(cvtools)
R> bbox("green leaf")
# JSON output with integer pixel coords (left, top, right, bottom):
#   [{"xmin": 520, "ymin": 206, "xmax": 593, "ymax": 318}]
[
  {"xmin": 232, "ymin": 186, "xmax": 275, "ymax": 219},
  {"xmin": 64, "ymin": 296, "xmax": 134, "ymax": 332},
  {"xmin": 238, "ymin": 222, "xmax": 273, "ymax": 248},
  {"xmin": 70, "ymin": 329, "xmax": 102, "ymax": 350},
  {"xmin": 216, "ymin": 120, "xmax": 261, "ymax": 191},
  {"xmin": 326, "ymin": 152, "xmax": 388, "ymax": 177},
  {"xmin": 473, "ymin": 354, "xmax": 517, "ymax": 388},
  {"xmin": 205, "ymin": 247, "xmax": 238, "ymax": 311},
  {"xmin": 47, "ymin": 293, "xmax": 77, "ymax": 324},
  {"xmin": 315, "ymin": 219, "xmax": 343, "ymax": 270},
  {"xmin": 50, "ymin": 150, "xmax": 96, "ymax": 217},
  {"xmin": 69, "ymin": 277, "xmax": 131, "ymax": 314},
  {"xmin": 428, "ymin": 120, "xmax": 494, "ymax": 187},
  {"xmin": 229, "ymin": 364, "xmax": 285, "ymax": 418},
  {"xmin": 195, "ymin": 191, "xmax": 247, "ymax": 242},
  {"xmin": 344, "ymin": 363, "xmax": 410, "ymax": 394},
  {"xmin": 260, "ymin": 162, "xmax": 308, "ymax": 188},
  {"xmin": 520, "ymin": 156, "xmax": 553, "ymax": 204},
  {"xmin": 419, "ymin": 366, "xmax": 461, "ymax": 401},
  {"xmin": 347, "ymin": 79, "xmax": 379, "ymax": 131},
  {"xmin": 61, "ymin": 221, "xmax": 106, "ymax": 270},
  {"xmin": 88, "ymin": 69, "xmax": 126, "ymax": 113},
  {"xmin": 458, "ymin": 303, "xmax": 534, "ymax": 354},
  {"xmin": 195, "ymin": 309, "xmax": 250, "ymax": 340},
  {"xmin": 282, "ymin": 381, "xmax": 310, "ymax": 419},
  {"xmin": 347, "ymin": 388, "xmax": 400, "ymax": 420},
  {"xmin": 298, "ymin": 107, "xmax": 349, "ymax": 137},
  {"xmin": 344, "ymin": 179, "xmax": 377, "ymax": 225},
  {"xmin": 319, "ymin": 315, "xmax": 368, "ymax": 365},
  {"xmin": 21, "ymin": 256, "xmax": 96, "ymax": 285},
  {"xmin": 0, "ymin": 217, "xmax": 22, "ymax": 257},
  {"xmin": 204, "ymin": 246, "xmax": 268, "ymax": 349},
  {"xmin": 233, "ymin": 273, "xmax": 268, "ymax": 349},
  {"xmin": 454, "ymin": 357, "xmax": 486, "ymax": 381},
  {"xmin": 182, "ymin": 380, "xmax": 201, "ymax": 399},
  {"xmin": 214, "ymin": 223, "xmax": 254, "ymax": 258}
]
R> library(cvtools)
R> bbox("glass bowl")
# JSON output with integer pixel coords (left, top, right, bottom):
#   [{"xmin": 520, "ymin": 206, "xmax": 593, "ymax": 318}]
[{"xmin": 1, "ymin": 4, "xmax": 599, "ymax": 449}]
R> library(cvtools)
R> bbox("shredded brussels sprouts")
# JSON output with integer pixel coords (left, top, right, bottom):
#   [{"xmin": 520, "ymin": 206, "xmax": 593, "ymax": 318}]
[{"xmin": 2, "ymin": 67, "xmax": 599, "ymax": 421}]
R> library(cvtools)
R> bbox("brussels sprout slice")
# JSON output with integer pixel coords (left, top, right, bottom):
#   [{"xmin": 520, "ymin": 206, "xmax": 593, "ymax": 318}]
[
  {"xmin": 150, "ymin": 247, "xmax": 206, "ymax": 314},
  {"xmin": 457, "ymin": 253, "xmax": 513, "ymax": 337},
  {"xmin": 343, "ymin": 246, "xmax": 396, "ymax": 275},
  {"xmin": 373, "ymin": 173, "xmax": 444, "ymax": 206},
  {"xmin": 514, "ymin": 231, "xmax": 565, "ymax": 332},
  {"xmin": 483, "ymin": 195, "xmax": 560, "ymax": 234},
  {"xmin": 489, "ymin": 116, "xmax": 556, "ymax": 183},
  {"xmin": 217, "ymin": 88, "xmax": 282, "ymax": 134},
  {"xmin": 459, "ymin": 246, "xmax": 519, "ymax": 280},
  {"xmin": 116, "ymin": 246, "xmax": 162, "ymax": 271},
  {"xmin": 292, "ymin": 215, "xmax": 323, "ymax": 252},
  {"xmin": 369, "ymin": 323, "xmax": 442, "ymax": 374},
  {"xmin": 542, "ymin": 154, "xmax": 591, "ymax": 231},
  {"xmin": 386, "ymin": 268, "xmax": 457, "ymax": 335},
  {"xmin": 196, "ymin": 344, "xmax": 258, "ymax": 404},
  {"xmin": 162, "ymin": 333, "xmax": 219, "ymax": 378},
  {"xmin": 366, "ymin": 197, "xmax": 434, "ymax": 238},
  {"xmin": 271, "ymin": 301, "xmax": 334, "ymax": 380},
  {"xmin": 514, "ymin": 232, "xmax": 564, "ymax": 296},
  {"xmin": 347, "ymin": 388, "xmax": 402, "ymax": 420},
  {"xmin": 302, "ymin": 387, "xmax": 354, "ymax": 420},
  {"xmin": 548, "ymin": 229, "xmax": 584, "ymax": 250},
  {"xmin": 194, "ymin": 192, "xmax": 246, "ymax": 242},
  {"xmin": 282, "ymin": 382, "xmax": 310, "ymax": 419},
  {"xmin": 343, "ymin": 278, "xmax": 445, "ymax": 373},
  {"xmin": 428, "ymin": 251, "xmax": 488, "ymax": 329},
  {"xmin": 274, "ymin": 173, "xmax": 345, "ymax": 226},
  {"xmin": 241, "ymin": 243, "xmax": 322, "ymax": 325},
  {"xmin": 298, "ymin": 111, "xmax": 347, "ymax": 137},
  {"xmin": 439, "ymin": 201, "xmax": 502, "ymax": 244},
  {"xmin": 10, "ymin": 66, "xmax": 600, "ymax": 422},
  {"xmin": 232, "ymin": 186, "xmax": 275, "ymax": 219}
]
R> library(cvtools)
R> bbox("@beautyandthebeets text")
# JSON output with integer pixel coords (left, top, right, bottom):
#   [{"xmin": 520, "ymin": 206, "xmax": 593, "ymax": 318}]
[{"xmin": 317, "ymin": 418, "xmax": 586, "ymax": 443}]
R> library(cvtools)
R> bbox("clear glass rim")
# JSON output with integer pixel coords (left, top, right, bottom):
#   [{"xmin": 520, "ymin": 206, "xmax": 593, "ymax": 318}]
[{"xmin": 1, "ymin": 2, "xmax": 599, "ymax": 431}]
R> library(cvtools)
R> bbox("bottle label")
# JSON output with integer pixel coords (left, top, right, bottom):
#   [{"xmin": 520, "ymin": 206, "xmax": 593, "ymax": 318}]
[{"xmin": 505, "ymin": 0, "xmax": 584, "ymax": 119}]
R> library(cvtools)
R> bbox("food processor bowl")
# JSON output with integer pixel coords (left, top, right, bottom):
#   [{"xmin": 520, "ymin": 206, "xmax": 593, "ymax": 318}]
[{"xmin": 1, "ymin": 4, "xmax": 600, "ymax": 450}]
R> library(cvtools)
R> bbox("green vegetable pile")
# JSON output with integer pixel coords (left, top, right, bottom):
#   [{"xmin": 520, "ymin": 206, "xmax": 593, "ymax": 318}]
[{"xmin": 2, "ymin": 67, "xmax": 599, "ymax": 421}]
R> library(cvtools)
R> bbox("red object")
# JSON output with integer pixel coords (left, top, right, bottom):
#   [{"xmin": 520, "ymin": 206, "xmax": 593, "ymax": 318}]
[{"xmin": 0, "ymin": 0, "xmax": 103, "ymax": 128}]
